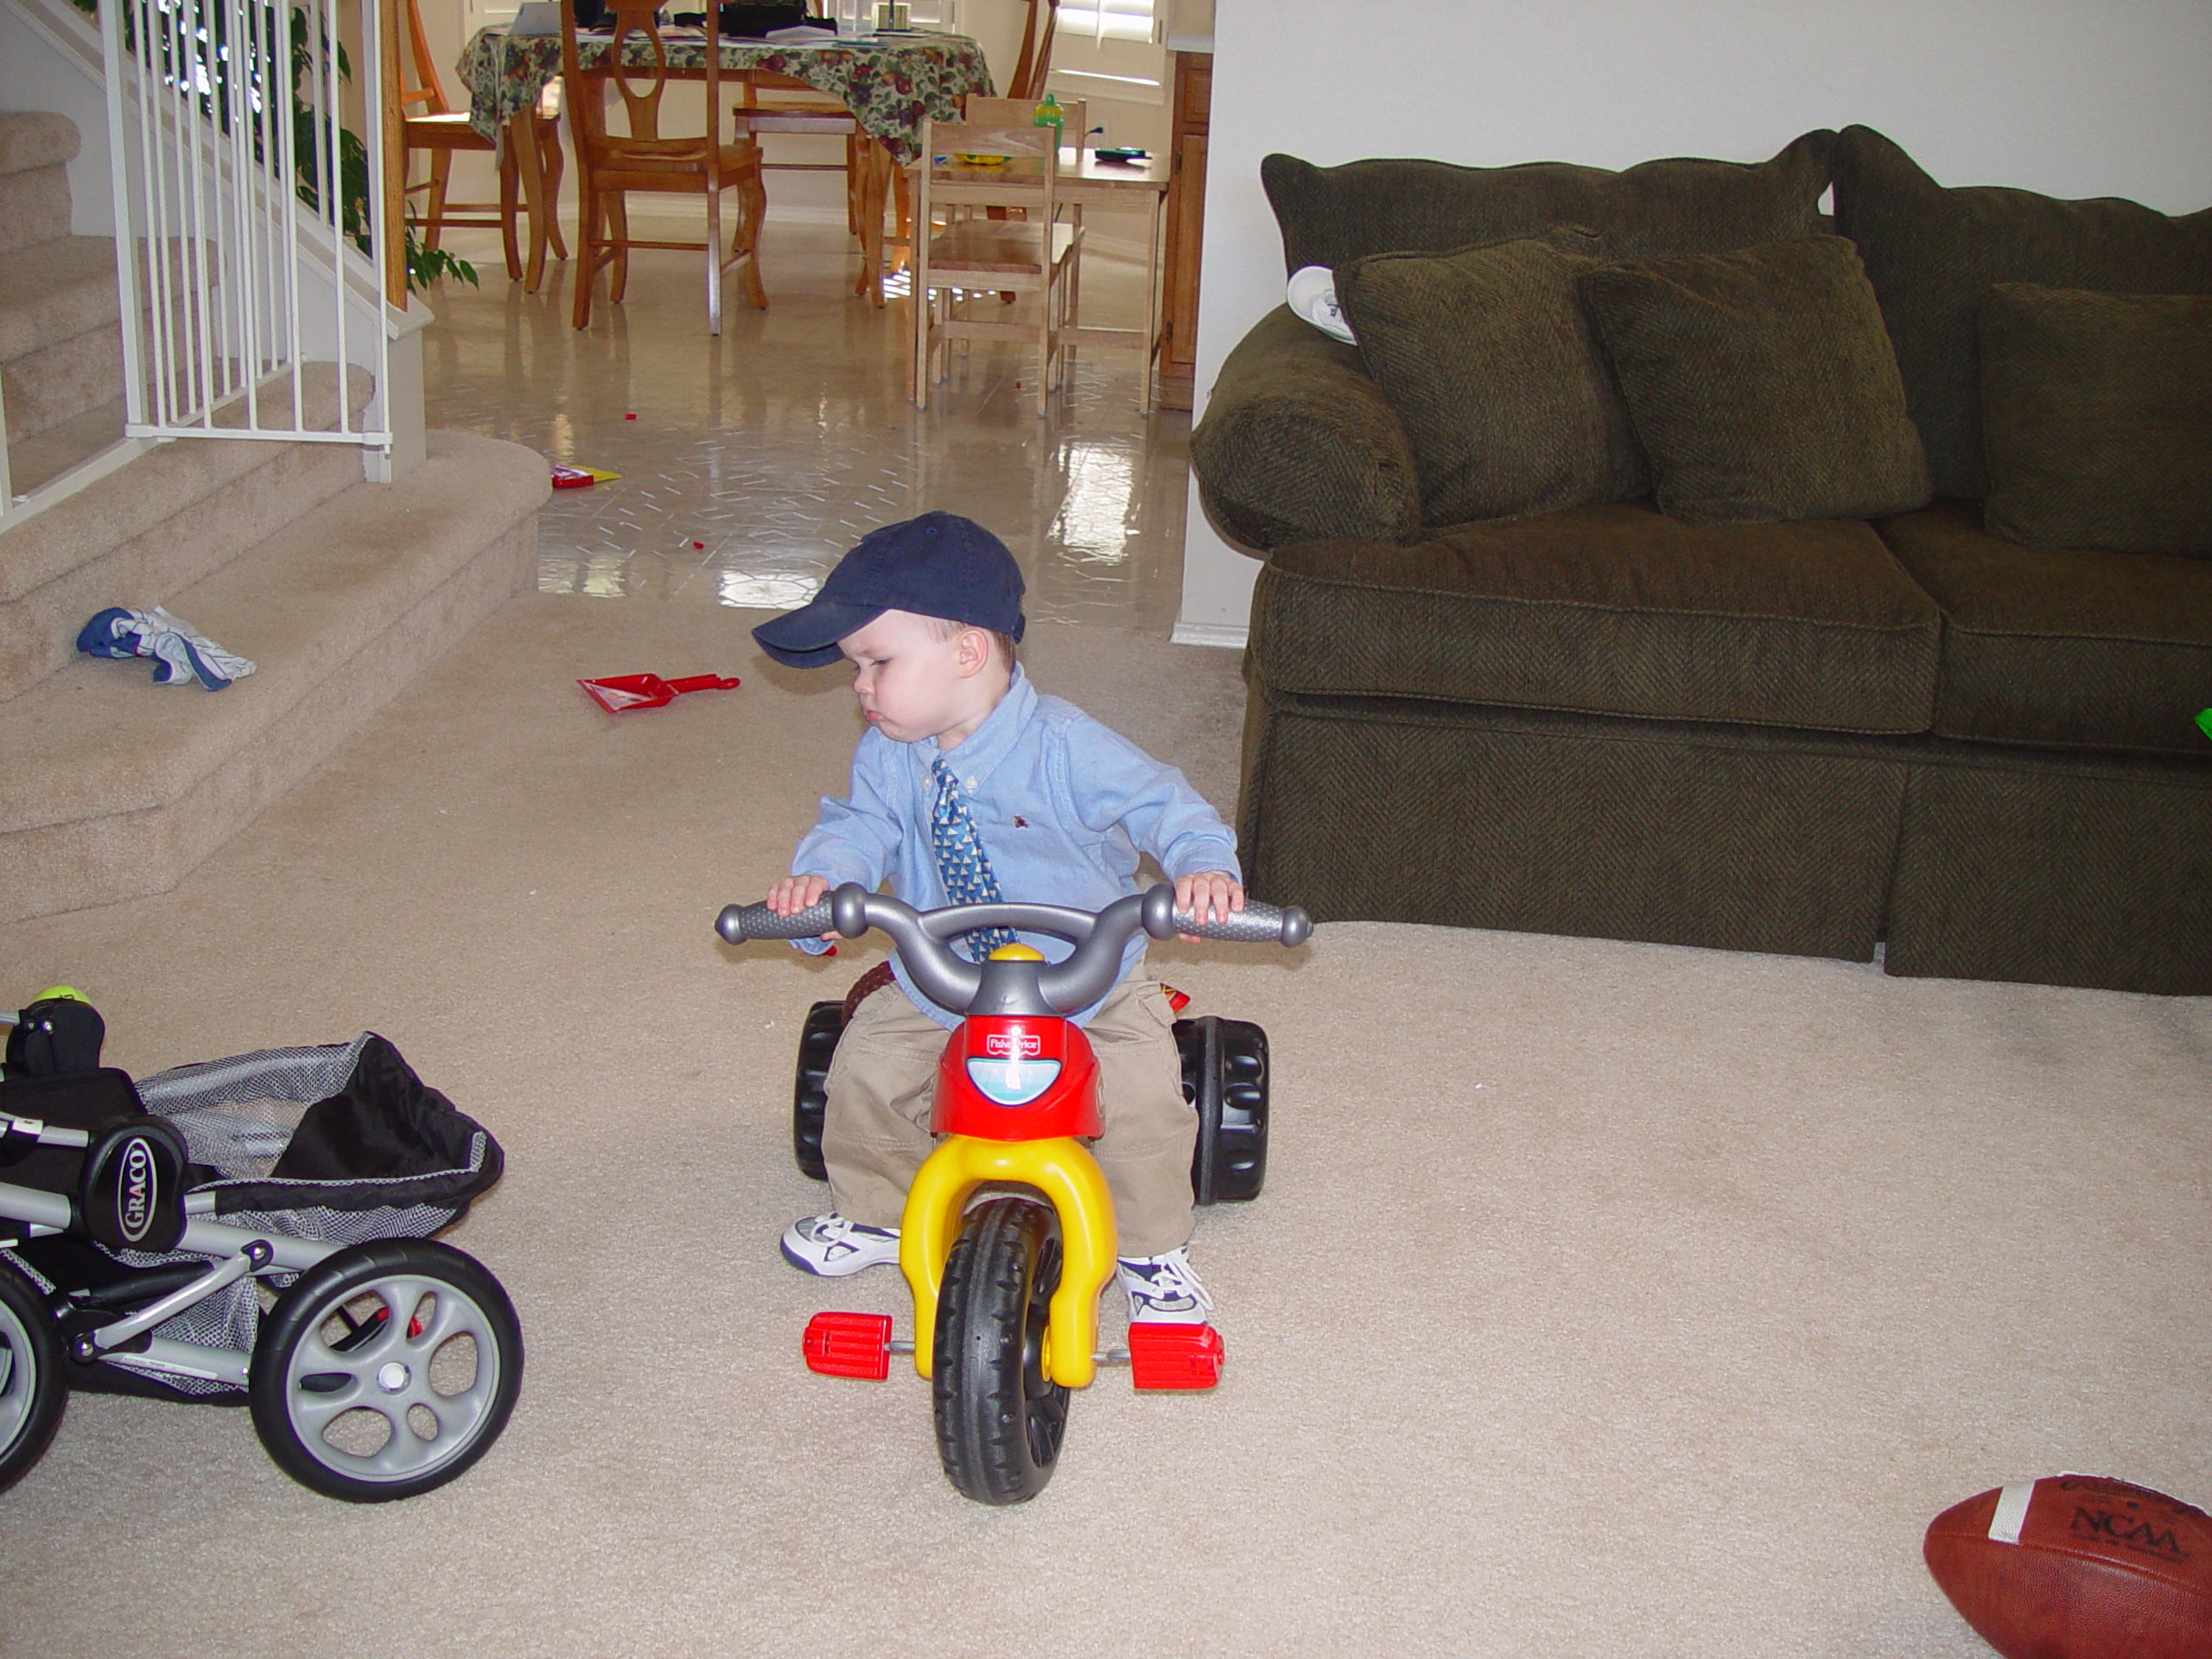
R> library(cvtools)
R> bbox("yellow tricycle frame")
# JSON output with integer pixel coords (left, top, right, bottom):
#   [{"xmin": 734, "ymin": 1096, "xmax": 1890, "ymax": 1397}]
[{"xmin": 898, "ymin": 1134, "xmax": 1116, "ymax": 1390}]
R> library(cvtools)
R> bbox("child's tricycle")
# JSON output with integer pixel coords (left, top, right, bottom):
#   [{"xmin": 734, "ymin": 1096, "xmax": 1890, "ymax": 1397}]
[
  {"xmin": 717, "ymin": 882, "xmax": 1308, "ymax": 1503},
  {"xmin": 0, "ymin": 1009, "xmax": 523, "ymax": 1502}
]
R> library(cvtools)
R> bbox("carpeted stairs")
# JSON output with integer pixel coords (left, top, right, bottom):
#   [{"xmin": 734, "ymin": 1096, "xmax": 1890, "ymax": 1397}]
[
  {"xmin": 0, "ymin": 108, "xmax": 552, "ymax": 925},
  {"xmin": 0, "ymin": 109, "xmax": 123, "ymax": 496}
]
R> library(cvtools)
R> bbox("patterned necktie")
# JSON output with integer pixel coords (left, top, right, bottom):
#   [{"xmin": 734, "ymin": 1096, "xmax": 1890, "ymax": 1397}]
[{"xmin": 929, "ymin": 756, "xmax": 1020, "ymax": 962}]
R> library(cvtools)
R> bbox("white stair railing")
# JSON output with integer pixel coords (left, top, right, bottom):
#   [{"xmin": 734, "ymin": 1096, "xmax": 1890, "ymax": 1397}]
[{"xmin": 99, "ymin": 0, "xmax": 393, "ymax": 454}]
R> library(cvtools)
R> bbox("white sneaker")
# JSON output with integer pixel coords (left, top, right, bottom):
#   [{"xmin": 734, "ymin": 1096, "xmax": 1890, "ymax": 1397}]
[
  {"xmin": 1116, "ymin": 1246, "xmax": 1214, "ymax": 1323},
  {"xmin": 781, "ymin": 1211, "xmax": 900, "ymax": 1276}
]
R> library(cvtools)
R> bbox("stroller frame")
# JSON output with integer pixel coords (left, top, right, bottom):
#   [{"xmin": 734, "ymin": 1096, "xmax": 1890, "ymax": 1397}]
[{"xmin": 0, "ymin": 1031, "xmax": 522, "ymax": 1503}]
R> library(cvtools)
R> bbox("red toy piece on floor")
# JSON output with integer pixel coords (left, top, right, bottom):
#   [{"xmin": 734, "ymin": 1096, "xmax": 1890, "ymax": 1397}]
[
  {"xmin": 1923, "ymin": 1474, "xmax": 2212, "ymax": 1659},
  {"xmin": 550, "ymin": 464, "xmax": 620, "ymax": 488},
  {"xmin": 578, "ymin": 672, "xmax": 739, "ymax": 713}
]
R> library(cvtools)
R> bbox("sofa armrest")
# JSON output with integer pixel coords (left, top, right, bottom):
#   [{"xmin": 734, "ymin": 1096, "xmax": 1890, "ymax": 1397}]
[{"xmin": 1190, "ymin": 306, "xmax": 1423, "ymax": 550}]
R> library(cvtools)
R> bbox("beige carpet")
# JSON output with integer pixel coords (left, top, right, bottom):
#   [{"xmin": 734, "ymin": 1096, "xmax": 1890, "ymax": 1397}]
[{"xmin": 3, "ymin": 593, "xmax": 2207, "ymax": 1658}]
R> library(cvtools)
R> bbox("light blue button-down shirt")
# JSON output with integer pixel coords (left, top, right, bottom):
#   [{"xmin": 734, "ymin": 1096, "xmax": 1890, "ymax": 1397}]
[{"xmin": 791, "ymin": 667, "xmax": 1241, "ymax": 1027}]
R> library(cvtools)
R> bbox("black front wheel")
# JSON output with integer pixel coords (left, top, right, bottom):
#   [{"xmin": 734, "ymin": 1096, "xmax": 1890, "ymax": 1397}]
[
  {"xmin": 249, "ymin": 1239, "xmax": 523, "ymax": 1502},
  {"xmin": 931, "ymin": 1197, "xmax": 1070, "ymax": 1505},
  {"xmin": 0, "ymin": 1256, "xmax": 66, "ymax": 1493}
]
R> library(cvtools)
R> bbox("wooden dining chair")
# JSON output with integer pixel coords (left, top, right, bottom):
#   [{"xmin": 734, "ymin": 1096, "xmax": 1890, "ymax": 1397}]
[
  {"xmin": 942, "ymin": 96, "xmax": 1084, "ymax": 303},
  {"xmin": 960, "ymin": 95, "xmax": 1086, "ymax": 150},
  {"xmin": 731, "ymin": 70, "xmax": 865, "ymax": 228},
  {"xmin": 560, "ymin": 0, "xmax": 769, "ymax": 333},
  {"xmin": 1007, "ymin": 0, "xmax": 1060, "ymax": 101},
  {"xmin": 398, "ymin": 0, "xmax": 566, "ymax": 280},
  {"xmin": 910, "ymin": 118, "xmax": 1080, "ymax": 416},
  {"xmin": 728, "ymin": 72, "xmax": 905, "ymax": 305}
]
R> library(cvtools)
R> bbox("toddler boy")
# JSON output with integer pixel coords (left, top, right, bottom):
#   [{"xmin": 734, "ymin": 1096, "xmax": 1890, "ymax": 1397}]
[{"xmin": 756, "ymin": 512, "xmax": 1243, "ymax": 1321}]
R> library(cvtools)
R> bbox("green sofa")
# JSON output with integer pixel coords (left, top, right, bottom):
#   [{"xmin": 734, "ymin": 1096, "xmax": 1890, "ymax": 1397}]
[{"xmin": 1192, "ymin": 126, "xmax": 2212, "ymax": 995}]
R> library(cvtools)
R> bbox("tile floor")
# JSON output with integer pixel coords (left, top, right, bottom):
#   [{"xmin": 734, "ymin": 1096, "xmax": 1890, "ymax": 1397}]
[{"xmin": 417, "ymin": 216, "xmax": 1192, "ymax": 630}]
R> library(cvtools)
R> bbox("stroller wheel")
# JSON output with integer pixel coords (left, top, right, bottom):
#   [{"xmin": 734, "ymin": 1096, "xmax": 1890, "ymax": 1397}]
[
  {"xmin": 0, "ymin": 1256, "xmax": 67, "ymax": 1494},
  {"xmin": 249, "ymin": 1239, "xmax": 524, "ymax": 1503}
]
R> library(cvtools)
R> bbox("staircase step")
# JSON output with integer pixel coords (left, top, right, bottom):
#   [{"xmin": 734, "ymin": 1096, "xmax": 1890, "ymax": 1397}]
[
  {"xmin": 1, "ymin": 295, "xmax": 121, "ymax": 441},
  {"xmin": 0, "ymin": 114, "xmax": 79, "ymax": 257},
  {"xmin": 0, "ymin": 112, "xmax": 79, "ymax": 176},
  {"xmin": 0, "ymin": 234, "xmax": 114, "ymax": 365},
  {"xmin": 4, "ymin": 394, "xmax": 123, "ymax": 496},
  {"xmin": 0, "ymin": 234, "xmax": 122, "ymax": 443},
  {"xmin": 0, "ymin": 429, "xmax": 551, "ymax": 923},
  {"xmin": 1, "ymin": 361, "xmax": 373, "ymax": 699}
]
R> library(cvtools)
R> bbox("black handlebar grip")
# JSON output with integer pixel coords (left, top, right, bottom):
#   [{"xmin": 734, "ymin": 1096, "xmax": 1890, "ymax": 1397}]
[
  {"xmin": 1169, "ymin": 899, "xmax": 1313, "ymax": 947},
  {"xmin": 715, "ymin": 898, "xmax": 836, "ymax": 944}
]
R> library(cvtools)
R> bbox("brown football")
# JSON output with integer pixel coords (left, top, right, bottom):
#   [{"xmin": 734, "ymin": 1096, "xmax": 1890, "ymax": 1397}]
[{"xmin": 1923, "ymin": 1474, "xmax": 2212, "ymax": 1659}]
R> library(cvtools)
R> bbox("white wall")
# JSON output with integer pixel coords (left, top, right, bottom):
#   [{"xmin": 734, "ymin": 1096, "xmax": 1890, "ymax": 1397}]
[{"xmin": 1174, "ymin": 0, "xmax": 2212, "ymax": 642}]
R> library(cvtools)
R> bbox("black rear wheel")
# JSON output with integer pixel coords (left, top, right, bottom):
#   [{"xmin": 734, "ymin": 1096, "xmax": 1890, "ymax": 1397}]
[
  {"xmin": 792, "ymin": 1001, "xmax": 845, "ymax": 1180},
  {"xmin": 1176, "ymin": 1015, "xmax": 1271, "ymax": 1205},
  {"xmin": 931, "ymin": 1197, "xmax": 1069, "ymax": 1505},
  {"xmin": 0, "ymin": 1256, "xmax": 66, "ymax": 1493}
]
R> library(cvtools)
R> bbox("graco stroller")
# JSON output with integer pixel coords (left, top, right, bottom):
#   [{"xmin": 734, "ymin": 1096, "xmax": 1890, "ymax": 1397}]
[{"xmin": 0, "ymin": 1001, "xmax": 522, "ymax": 1502}]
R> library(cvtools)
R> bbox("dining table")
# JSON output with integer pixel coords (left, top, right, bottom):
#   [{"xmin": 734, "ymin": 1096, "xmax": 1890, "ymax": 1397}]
[{"xmin": 456, "ymin": 26, "xmax": 996, "ymax": 296}]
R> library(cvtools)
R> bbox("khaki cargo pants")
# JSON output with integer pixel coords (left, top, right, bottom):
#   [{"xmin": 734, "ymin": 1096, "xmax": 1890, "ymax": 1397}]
[{"xmin": 822, "ymin": 976, "xmax": 1196, "ymax": 1257}]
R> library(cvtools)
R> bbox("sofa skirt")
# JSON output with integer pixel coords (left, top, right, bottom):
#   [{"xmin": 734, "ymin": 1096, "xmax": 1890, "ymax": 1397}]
[
  {"xmin": 1887, "ymin": 742, "xmax": 2212, "ymax": 995},
  {"xmin": 1237, "ymin": 678, "xmax": 1909, "ymax": 963},
  {"xmin": 1240, "ymin": 676, "xmax": 2212, "ymax": 995}
]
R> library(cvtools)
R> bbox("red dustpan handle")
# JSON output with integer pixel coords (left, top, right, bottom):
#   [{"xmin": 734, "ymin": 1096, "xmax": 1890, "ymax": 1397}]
[{"xmin": 664, "ymin": 674, "xmax": 741, "ymax": 695}]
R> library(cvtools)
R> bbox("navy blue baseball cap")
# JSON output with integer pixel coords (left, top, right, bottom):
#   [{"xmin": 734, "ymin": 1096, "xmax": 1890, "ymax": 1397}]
[{"xmin": 752, "ymin": 512, "xmax": 1027, "ymax": 669}]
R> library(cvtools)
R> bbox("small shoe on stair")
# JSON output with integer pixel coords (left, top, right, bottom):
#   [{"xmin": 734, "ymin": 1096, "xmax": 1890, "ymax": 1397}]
[
  {"xmin": 1117, "ymin": 1245, "xmax": 1214, "ymax": 1323},
  {"xmin": 782, "ymin": 1211, "xmax": 900, "ymax": 1276}
]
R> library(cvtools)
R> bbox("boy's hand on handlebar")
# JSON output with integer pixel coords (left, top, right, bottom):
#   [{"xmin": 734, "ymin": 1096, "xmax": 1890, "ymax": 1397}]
[
  {"xmin": 1173, "ymin": 871, "xmax": 1245, "ymax": 941},
  {"xmin": 766, "ymin": 874, "xmax": 835, "ymax": 938}
]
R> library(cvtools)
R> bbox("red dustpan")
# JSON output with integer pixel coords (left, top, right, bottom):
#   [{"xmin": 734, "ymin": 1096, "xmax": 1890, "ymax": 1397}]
[{"xmin": 579, "ymin": 671, "xmax": 740, "ymax": 714}]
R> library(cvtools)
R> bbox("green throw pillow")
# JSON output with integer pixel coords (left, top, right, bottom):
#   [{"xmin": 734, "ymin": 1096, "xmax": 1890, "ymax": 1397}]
[
  {"xmin": 1578, "ymin": 235, "xmax": 1932, "ymax": 525},
  {"xmin": 1335, "ymin": 229, "xmax": 1647, "ymax": 525},
  {"xmin": 1832, "ymin": 124, "xmax": 2212, "ymax": 499},
  {"xmin": 1980, "ymin": 283, "xmax": 2212, "ymax": 556}
]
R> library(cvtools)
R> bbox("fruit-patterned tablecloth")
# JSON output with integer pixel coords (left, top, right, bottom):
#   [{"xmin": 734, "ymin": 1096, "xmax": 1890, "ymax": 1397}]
[{"xmin": 458, "ymin": 27, "xmax": 995, "ymax": 166}]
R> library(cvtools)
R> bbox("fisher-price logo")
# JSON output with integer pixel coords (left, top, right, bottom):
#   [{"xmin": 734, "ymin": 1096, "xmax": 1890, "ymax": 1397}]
[{"xmin": 984, "ymin": 1032, "xmax": 1043, "ymax": 1059}]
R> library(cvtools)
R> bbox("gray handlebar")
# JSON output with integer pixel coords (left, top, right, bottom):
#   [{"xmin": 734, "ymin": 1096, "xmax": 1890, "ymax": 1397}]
[
  {"xmin": 716, "ymin": 898, "xmax": 836, "ymax": 943},
  {"xmin": 1165, "ymin": 897, "xmax": 1312, "ymax": 947},
  {"xmin": 716, "ymin": 884, "xmax": 879, "ymax": 946},
  {"xmin": 716, "ymin": 883, "xmax": 1309, "ymax": 1016}
]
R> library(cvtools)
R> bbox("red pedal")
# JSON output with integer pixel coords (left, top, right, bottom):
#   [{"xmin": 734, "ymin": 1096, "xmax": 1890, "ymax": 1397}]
[
  {"xmin": 803, "ymin": 1311, "xmax": 893, "ymax": 1380},
  {"xmin": 1128, "ymin": 1321, "xmax": 1224, "ymax": 1389}
]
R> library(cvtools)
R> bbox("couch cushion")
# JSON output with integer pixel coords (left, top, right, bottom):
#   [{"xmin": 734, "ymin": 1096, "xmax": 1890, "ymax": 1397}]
[
  {"xmin": 1334, "ymin": 231, "xmax": 1647, "ymax": 525},
  {"xmin": 1876, "ymin": 499, "xmax": 2212, "ymax": 756},
  {"xmin": 1249, "ymin": 505, "xmax": 1942, "ymax": 734},
  {"xmin": 1979, "ymin": 284, "xmax": 2212, "ymax": 556},
  {"xmin": 1262, "ymin": 130, "xmax": 1836, "ymax": 276},
  {"xmin": 1579, "ymin": 236, "xmax": 1932, "ymax": 525},
  {"xmin": 1832, "ymin": 124, "xmax": 2212, "ymax": 501}
]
